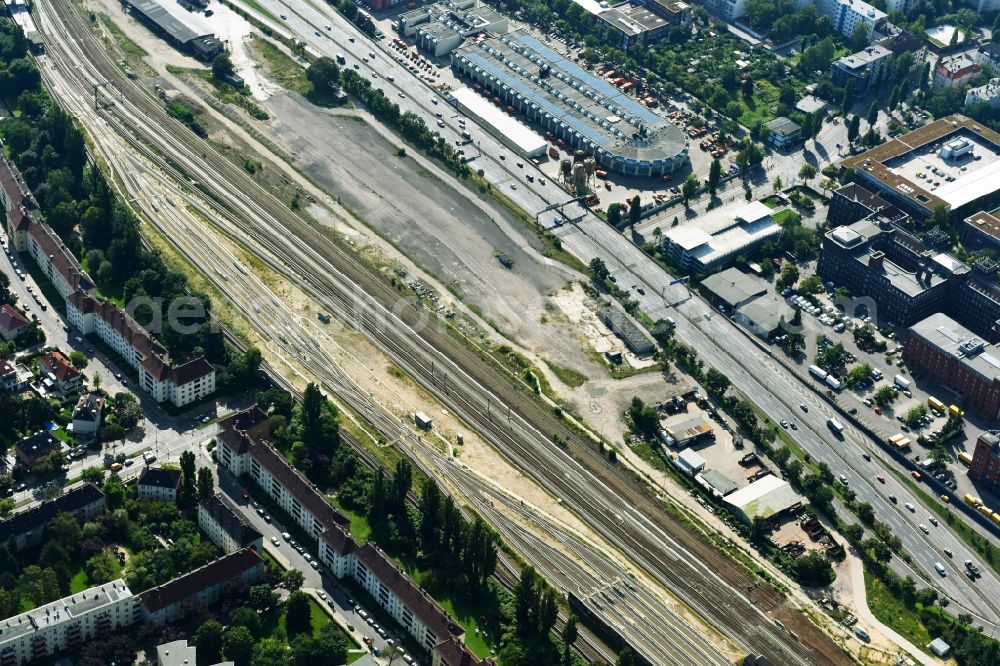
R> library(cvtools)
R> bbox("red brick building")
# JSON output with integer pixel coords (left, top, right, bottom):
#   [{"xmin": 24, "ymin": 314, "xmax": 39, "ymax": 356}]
[
  {"xmin": 903, "ymin": 312, "xmax": 1000, "ymax": 421},
  {"xmin": 969, "ymin": 432, "xmax": 1000, "ymax": 489}
]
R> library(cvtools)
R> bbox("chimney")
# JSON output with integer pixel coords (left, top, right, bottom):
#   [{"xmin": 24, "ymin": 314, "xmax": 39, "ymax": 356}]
[{"xmin": 868, "ymin": 251, "xmax": 885, "ymax": 270}]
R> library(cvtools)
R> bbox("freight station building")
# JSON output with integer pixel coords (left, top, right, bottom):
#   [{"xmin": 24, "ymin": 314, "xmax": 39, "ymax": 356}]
[
  {"xmin": 124, "ymin": 0, "xmax": 222, "ymax": 60},
  {"xmin": 451, "ymin": 30, "xmax": 687, "ymax": 178}
]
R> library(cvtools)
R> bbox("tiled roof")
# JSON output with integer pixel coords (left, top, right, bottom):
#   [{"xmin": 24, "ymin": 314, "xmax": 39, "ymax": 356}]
[
  {"xmin": 320, "ymin": 524, "xmax": 357, "ymax": 556},
  {"xmin": 0, "ymin": 303, "xmax": 29, "ymax": 333},
  {"xmin": 27, "ymin": 222, "xmax": 94, "ymax": 294},
  {"xmin": 15, "ymin": 430, "xmax": 61, "ymax": 463},
  {"xmin": 72, "ymin": 392, "xmax": 105, "ymax": 422},
  {"xmin": 0, "ymin": 484, "xmax": 104, "ymax": 543},
  {"xmin": 138, "ymin": 466, "xmax": 182, "ymax": 490},
  {"xmin": 139, "ymin": 548, "xmax": 263, "ymax": 613},
  {"xmin": 356, "ymin": 543, "xmax": 463, "ymax": 642},
  {"xmin": 39, "ymin": 350, "xmax": 81, "ymax": 384},
  {"xmin": 6, "ymin": 207, "xmax": 33, "ymax": 232},
  {"xmin": 170, "ymin": 357, "xmax": 214, "ymax": 385},
  {"xmin": 199, "ymin": 493, "xmax": 262, "ymax": 548},
  {"xmin": 249, "ymin": 442, "xmax": 351, "ymax": 530},
  {"xmin": 434, "ymin": 637, "xmax": 489, "ymax": 666}
]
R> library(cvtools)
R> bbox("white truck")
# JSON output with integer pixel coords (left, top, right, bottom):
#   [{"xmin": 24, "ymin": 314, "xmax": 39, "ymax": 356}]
[
  {"xmin": 825, "ymin": 375, "xmax": 842, "ymax": 391},
  {"xmin": 893, "ymin": 374, "xmax": 911, "ymax": 390},
  {"xmin": 827, "ymin": 418, "xmax": 844, "ymax": 436},
  {"xmin": 808, "ymin": 365, "xmax": 828, "ymax": 381}
]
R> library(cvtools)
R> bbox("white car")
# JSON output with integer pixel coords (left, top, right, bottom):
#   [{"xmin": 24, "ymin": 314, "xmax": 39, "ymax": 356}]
[
  {"xmin": 929, "ymin": 517, "xmax": 938, "ymax": 526},
  {"xmin": 281, "ymin": 532, "xmax": 291, "ymax": 540},
  {"xmin": 271, "ymin": 537, "xmax": 280, "ymax": 546},
  {"xmin": 905, "ymin": 502, "xmax": 915, "ymax": 512},
  {"xmin": 919, "ymin": 524, "xmax": 929, "ymax": 534}
]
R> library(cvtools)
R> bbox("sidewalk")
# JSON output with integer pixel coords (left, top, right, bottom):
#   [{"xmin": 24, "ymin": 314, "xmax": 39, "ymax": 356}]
[{"xmin": 845, "ymin": 552, "xmax": 944, "ymax": 666}]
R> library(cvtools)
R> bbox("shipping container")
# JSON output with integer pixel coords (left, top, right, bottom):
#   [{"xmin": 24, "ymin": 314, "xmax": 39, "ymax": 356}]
[{"xmin": 893, "ymin": 374, "xmax": 910, "ymax": 390}]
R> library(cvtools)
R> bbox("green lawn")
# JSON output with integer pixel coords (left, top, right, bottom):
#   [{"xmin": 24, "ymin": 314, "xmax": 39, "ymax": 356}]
[
  {"xmin": 98, "ymin": 14, "xmax": 148, "ymax": 60},
  {"xmin": 252, "ymin": 38, "xmax": 310, "ymax": 95},
  {"xmin": 772, "ymin": 208, "xmax": 798, "ymax": 226},
  {"xmin": 543, "ymin": 359, "xmax": 587, "ymax": 389},
  {"xmin": 275, "ymin": 597, "xmax": 332, "ymax": 640},
  {"xmin": 864, "ymin": 569, "xmax": 932, "ymax": 647},
  {"xmin": 328, "ymin": 496, "xmax": 371, "ymax": 544},
  {"xmin": 437, "ymin": 596, "xmax": 495, "ymax": 659}
]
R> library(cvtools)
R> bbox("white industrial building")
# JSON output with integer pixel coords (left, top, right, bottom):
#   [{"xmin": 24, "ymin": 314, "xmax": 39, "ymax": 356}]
[
  {"xmin": 675, "ymin": 448, "xmax": 706, "ymax": 475},
  {"xmin": 450, "ymin": 87, "xmax": 547, "ymax": 158},
  {"xmin": 725, "ymin": 475, "xmax": 803, "ymax": 523},
  {"xmin": 660, "ymin": 201, "xmax": 781, "ymax": 274},
  {"xmin": 0, "ymin": 580, "xmax": 138, "ymax": 664}
]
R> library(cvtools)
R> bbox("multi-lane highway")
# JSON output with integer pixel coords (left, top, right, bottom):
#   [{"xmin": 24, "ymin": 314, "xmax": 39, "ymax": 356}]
[{"xmin": 252, "ymin": 0, "xmax": 1000, "ymax": 629}]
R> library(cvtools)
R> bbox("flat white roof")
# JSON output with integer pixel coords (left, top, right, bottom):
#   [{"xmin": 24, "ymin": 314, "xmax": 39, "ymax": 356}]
[
  {"xmin": 570, "ymin": 0, "xmax": 607, "ymax": 16},
  {"xmin": 725, "ymin": 475, "xmax": 801, "ymax": 520},
  {"xmin": 667, "ymin": 225, "xmax": 712, "ymax": 251},
  {"xmin": 934, "ymin": 159, "xmax": 1000, "ymax": 209},
  {"xmin": 450, "ymin": 87, "xmax": 547, "ymax": 157},
  {"xmin": 736, "ymin": 201, "xmax": 773, "ymax": 224}
]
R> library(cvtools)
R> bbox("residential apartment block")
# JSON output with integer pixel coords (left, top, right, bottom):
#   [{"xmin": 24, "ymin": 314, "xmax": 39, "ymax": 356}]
[
  {"xmin": 198, "ymin": 493, "xmax": 263, "ymax": 554},
  {"xmin": 217, "ymin": 407, "xmax": 487, "ymax": 666},
  {"xmin": 137, "ymin": 467, "xmax": 182, "ymax": 503},
  {"xmin": 71, "ymin": 392, "xmax": 105, "ymax": 438},
  {"xmin": 903, "ymin": 313, "xmax": 1000, "ymax": 420},
  {"xmin": 830, "ymin": 45, "xmax": 891, "ymax": 93},
  {"xmin": 969, "ymin": 432, "xmax": 1000, "ymax": 490},
  {"xmin": 138, "ymin": 549, "xmax": 264, "ymax": 624},
  {"xmin": 934, "ymin": 54, "xmax": 982, "ymax": 89},
  {"xmin": 0, "ymin": 580, "xmax": 138, "ymax": 665},
  {"xmin": 817, "ymin": 211, "xmax": 1000, "ymax": 340},
  {"xmin": 966, "ymin": 78, "xmax": 1000, "ymax": 108},
  {"xmin": 794, "ymin": 0, "xmax": 886, "ymax": 39},
  {"xmin": 66, "ymin": 292, "xmax": 216, "ymax": 407},
  {"xmin": 0, "ymin": 484, "xmax": 105, "ymax": 551},
  {"xmin": 0, "ymin": 149, "xmax": 215, "ymax": 408}
]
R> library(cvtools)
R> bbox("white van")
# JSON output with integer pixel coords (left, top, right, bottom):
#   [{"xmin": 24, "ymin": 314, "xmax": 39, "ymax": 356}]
[{"xmin": 934, "ymin": 562, "xmax": 947, "ymax": 576}]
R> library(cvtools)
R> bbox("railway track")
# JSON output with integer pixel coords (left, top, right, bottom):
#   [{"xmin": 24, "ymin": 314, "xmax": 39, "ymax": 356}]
[{"xmin": 36, "ymin": 2, "xmax": 850, "ymax": 663}]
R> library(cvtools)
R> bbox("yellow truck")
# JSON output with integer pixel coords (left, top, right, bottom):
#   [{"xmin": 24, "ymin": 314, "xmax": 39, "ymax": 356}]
[{"xmin": 958, "ymin": 451, "xmax": 974, "ymax": 466}]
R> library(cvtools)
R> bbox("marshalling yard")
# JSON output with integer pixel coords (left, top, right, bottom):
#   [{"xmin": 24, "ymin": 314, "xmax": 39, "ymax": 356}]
[{"xmin": 8, "ymin": 0, "xmax": 1000, "ymax": 665}]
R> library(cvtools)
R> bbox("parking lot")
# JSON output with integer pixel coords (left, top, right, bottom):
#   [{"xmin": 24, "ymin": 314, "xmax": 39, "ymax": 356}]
[{"xmin": 776, "ymin": 278, "xmax": 990, "ymax": 504}]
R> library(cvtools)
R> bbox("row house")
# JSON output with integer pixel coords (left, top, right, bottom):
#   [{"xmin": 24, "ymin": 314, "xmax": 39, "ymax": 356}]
[
  {"xmin": 0, "ymin": 484, "xmax": 105, "ymax": 551},
  {"xmin": 0, "ymin": 304, "xmax": 31, "ymax": 341},
  {"xmin": 1, "ymin": 153, "xmax": 38, "ymax": 254},
  {"xmin": 66, "ymin": 291, "xmax": 216, "ymax": 407},
  {"xmin": 138, "ymin": 549, "xmax": 264, "ymax": 624},
  {"xmin": 217, "ymin": 407, "xmax": 487, "ymax": 665},
  {"xmin": 198, "ymin": 493, "xmax": 263, "ymax": 554},
  {"xmin": 0, "ymin": 580, "xmax": 137, "ymax": 665}
]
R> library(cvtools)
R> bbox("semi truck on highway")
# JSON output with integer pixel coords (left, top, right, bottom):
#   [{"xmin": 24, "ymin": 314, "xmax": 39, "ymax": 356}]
[
  {"xmin": 827, "ymin": 418, "xmax": 844, "ymax": 436},
  {"xmin": 809, "ymin": 365, "xmax": 828, "ymax": 380}
]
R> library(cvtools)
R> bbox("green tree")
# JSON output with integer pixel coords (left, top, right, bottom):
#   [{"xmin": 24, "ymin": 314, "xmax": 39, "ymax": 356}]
[
  {"xmin": 795, "ymin": 551, "xmax": 836, "ymax": 586},
  {"xmin": 69, "ymin": 351, "xmax": 88, "ymax": 369},
  {"xmin": 705, "ymin": 368, "xmax": 731, "ymax": 397},
  {"xmin": 306, "ymin": 57, "xmax": 341, "ymax": 92},
  {"xmin": 606, "ymin": 202, "xmax": 622, "ymax": 227},
  {"xmin": 681, "ymin": 173, "xmax": 700, "ymax": 206},
  {"xmin": 905, "ymin": 404, "xmax": 928, "ymax": 427},
  {"xmin": 741, "ymin": 77, "xmax": 754, "ymax": 101},
  {"xmin": 197, "ymin": 467, "xmax": 214, "ymax": 502},
  {"xmin": 627, "ymin": 396, "xmax": 660, "ymax": 441},
  {"xmin": 798, "ymin": 164, "xmax": 817, "ymax": 183},
  {"xmin": 867, "ymin": 100, "xmax": 878, "ymax": 127},
  {"xmin": 230, "ymin": 607, "xmax": 263, "ymax": 638},
  {"xmin": 994, "ymin": 14, "xmax": 1000, "ymax": 43},
  {"xmin": 776, "ymin": 263, "xmax": 800, "ymax": 289},
  {"xmin": 873, "ymin": 385, "xmax": 897, "ymax": 406},
  {"xmin": 195, "ymin": 619, "xmax": 224, "ymax": 665},
  {"xmin": 284, "ymin": 591, "xmax": 312, "ymax": 638},
  {"xmin": 847, "ymin": 115, "xmax": 860, "ymax": 143},
  {"xmin": 80, "ymin": 466, "xmax": 104, "ymax": 485},
  {"xmin": 249, "ymin": 584, "xmax": 278, "ymax": 611},
  {"xmin": 628, "ymin": 195, "xmax": 641, "ymax": 230},
  {"xmin": 180, "ymin": 450, "xmax": 197, "ymax": 506},
  {"xmin": 841, "ymin": 80, "xmax": 856, "ymax": 116},
  {"xmin": 47, "ymin": 512, "xmax": 82, "ymax": 552},
  {"xmin": 617, "ymin": 648, "xmax": 638, "ymax": 666},
  {"xmin": 561, "ymin": 616, "xmax": 578, "ymax": 665},
  {"xmin": 708, "ymin": 158, "xmax": 722, "ymax": 195},
  {"xmin": 111, "ymin": 393, "xmax": 142, "ymax": 431},
  {"xmin": 212, "ymin": 52, "xmax": 235, "ymax": 81},
  {"xmin": 250, "ymin": 637, "xmax": 287, "ymax": 666},
  {"xmin": 588, "ymin": 257, "xmax": 610, "ymax": 282},
  {"xmin": 284, "ymin": 568, "xmax": 305, "ymax": 591}
]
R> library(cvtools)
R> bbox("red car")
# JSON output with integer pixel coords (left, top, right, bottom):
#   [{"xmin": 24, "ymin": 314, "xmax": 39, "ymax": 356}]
[
  {"xmin": 911, "ymin": 470, "xmax": 922, "ymax": 481},
  {"xmin": 876, "ymin": 475, "xmax": 885, "ymax": 484},
  {"xmin": 874, "ymin": 407, "xmax": 882, "ymax": 415}
]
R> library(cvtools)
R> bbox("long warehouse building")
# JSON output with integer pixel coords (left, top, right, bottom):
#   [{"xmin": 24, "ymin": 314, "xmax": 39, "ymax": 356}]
[
  {"xmin": 124, "ymin": 0, "xmax": 222, "ymax": 60},
  {"xmin": 450, "ymin": 87, "xmax": 546, "ymax": 158},
  {"xmin": 451, "ymin": 30, "xmax": 687, "ymax": 178}
]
